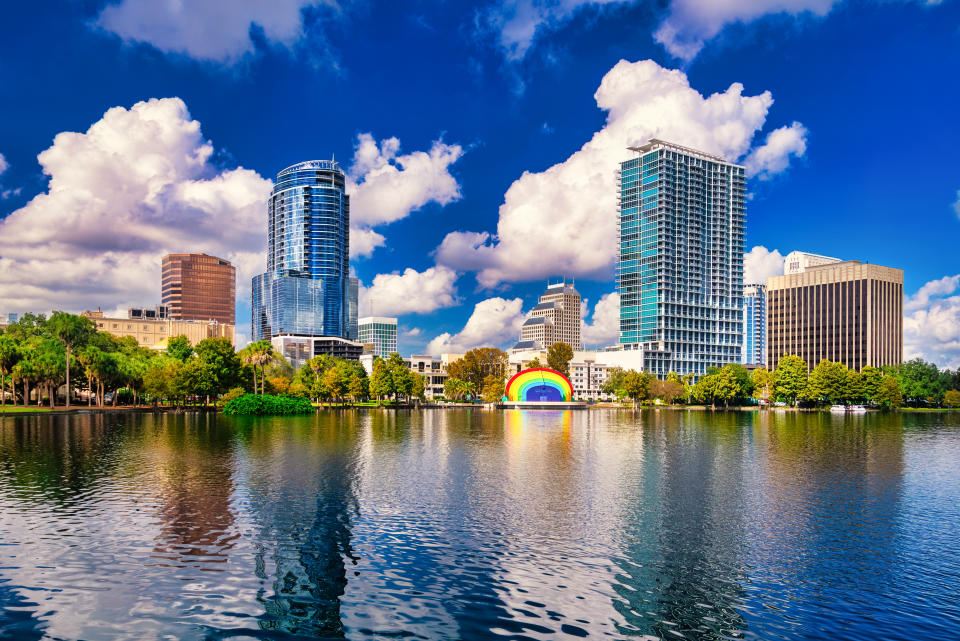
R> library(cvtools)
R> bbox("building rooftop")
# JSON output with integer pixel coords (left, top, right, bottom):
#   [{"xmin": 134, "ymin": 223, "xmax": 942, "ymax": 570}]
[
  {"xmin": 522, "ymin": 317, "xmax": 551, "ymax": 326},
  {"xmin": 277, "ymin": 159, "xmax": 342, "ymax": 177},
  {"xmin": 627, "ymin": 139, "xmax": 740, "ymax": 166},
  {"xmin": 358, "ymin": 316, "xmax": 398, "ymax": 325}
]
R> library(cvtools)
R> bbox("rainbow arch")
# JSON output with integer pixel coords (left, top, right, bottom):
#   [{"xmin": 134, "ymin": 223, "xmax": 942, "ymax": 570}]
[{"xmin": 504, "ymin": 368, "xmax": 574, "ymax": 402}]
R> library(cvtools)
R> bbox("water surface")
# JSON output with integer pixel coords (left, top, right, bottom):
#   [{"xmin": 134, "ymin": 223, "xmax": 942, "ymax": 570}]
[{"xmin": 0, "ymin": 409, "xmax": 958, "ymax": 640}]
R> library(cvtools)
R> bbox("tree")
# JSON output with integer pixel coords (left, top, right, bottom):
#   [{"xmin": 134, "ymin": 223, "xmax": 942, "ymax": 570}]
[
  {"xmin": 47, "ymin": 311, "xmax": 95, "ymax": 408},
  {"xmin": 751, "ymin": 368, "xmax": 773, "ymax": 404},
  {"xmin": 174, "ymin": 359, "xmax": 217, "ymax": 406},
  {"xmin": 526, "ymin": 357, "xmax": 542, "ymax": 368},
  {"xmin": 0, "ymin": 335, "xmax": 21, "ymax": 408},
  {"xmin": 723, "ymin": 363, "xmax": 754, "ymax": 404},
  {"xmin": 844, "ymin": 369, "xmax": 864, "ymax": 404},
  {"xmin": 546, "ymin": 342, "xmax": 574, "ymax": 375},
  {"xmin": 861, "ymin": 366, "xmax": 884, "ymax": 403},
  {"xmin": 387, "ymin": 353, "xmax": 413, "ymax": 401},
  {"xmin": 142, "ymin": 357, "xmax": 180, "ymax": 407},
  {"xmin": 194, "ymin": 337, "xmax": 243, "ymax": 400},
  {"xmin": 621, "ymin": 370, "xmax": 652, "ymax": 407},
  {"xmin": 166, "ymin": 335, "xmax": 194, "ymax": 362},
  {"xmin": 322, "ymin": 364, "xmax": 350, "ymax": 404},
  {"xmin": 410, "ymin": 372, "xmax": 426, "ymax": 402},
  {"xmin": 887, "ymin": 359, "xmax": 949, "ymax": 406},
  {"xmin": 481, "ymin": 375, "xmax": 505, "ymax": 403},
  {"xmin": 773, "ymin": 355, "xmax": 808, "ymax": 406},
  {"xmin": 348, "ymin": 369, "xmax": 369, "ymax": 402},
  {"xmin": 651, "ymin": 379, "xmax": 684, "ymax": 405},
  {"xmin": 944, "ymin": 389, "xmax": 960, "ymax": 408},
  {"xmin": 443, "ymin": 377, "xmax": 473, "ymax": 401},
  {"xmin": 240, "ymin": 340, "xmax": 276, "ymax": 395},
  {"xmin": 601, "ymin": 367, "xmax": 627, "ymax": 398},
  {"xmin": 446, "ymin": 348, "xmax": 508, "ymax": 390},
  {"xmin": 369, "ymin": 358, "xmax": 395, "ymax": 402},
  {"xmin": 805, "ymin": 359, "xmax": 848, "ymax": 406},
  {"xmin": 875, "ymin": 376, "xmax": 903, "ymax": 410}
]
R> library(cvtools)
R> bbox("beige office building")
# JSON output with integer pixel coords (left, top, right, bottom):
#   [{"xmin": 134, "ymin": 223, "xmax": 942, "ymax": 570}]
[
  {"xmin": 766, "ymin": 260, "xmax": 902, "ymax": 371},
  {"xmin": 512, "ymin": 281, "xmax": 582, "ymax": 351},
  {"xmin": 84, "ymin": 308, "xmax": 235, "ymax": 350}
]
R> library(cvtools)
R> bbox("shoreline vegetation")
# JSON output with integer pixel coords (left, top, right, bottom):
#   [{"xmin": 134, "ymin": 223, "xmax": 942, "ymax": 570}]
[
  {"xmin": 3, "ymin": 403, "xmax": 958, "ymax": 416},
  {"xmin": 2, "ymin": 313, "xmax": 959, "ymax": 417}
]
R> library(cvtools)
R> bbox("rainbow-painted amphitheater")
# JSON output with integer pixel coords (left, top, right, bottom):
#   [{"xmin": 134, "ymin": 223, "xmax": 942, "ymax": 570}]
[{"xmin": 503, "ymin": 368, "xmax": 578, "ymax": 406}]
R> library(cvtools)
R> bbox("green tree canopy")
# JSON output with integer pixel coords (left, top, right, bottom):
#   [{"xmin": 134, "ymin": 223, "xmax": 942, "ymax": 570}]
[
  {"xmin": 546, "ymin": 342, "xmax": 574, "ymax": 375},
  {"xmin": 773, "ymin": 355, "xmax": 808, "ymax": 406}
]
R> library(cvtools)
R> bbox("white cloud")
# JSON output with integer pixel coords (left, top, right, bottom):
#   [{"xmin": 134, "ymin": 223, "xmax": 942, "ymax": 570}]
[
  {"xmin": 744, "ymin": 245, "xmax": 785, "ymax": 285},
  {"xmin": 953, "ymin": 189, "xmax": 960, "ymax": 219},
  {"xmin": 347, "ymin": 133, "xmax": 464, "ymax": 258},
  {"xmin": 425, "ymin": 297, "xmax": 526, "ymax": 354},
  {"xmin": 0, "ymin": 97, "xmax": 272, "ymax": 314},
  {"xmin": 654, "ymin": 0, "xmax": 838, "ymax": 61},
  {"xmin": 654, "ymin": 0, "xmax": 944, "ymax": 61},
  {"xmin": 436, "ymin": 59, "xmax": 807, "ymax": 288},
  {"xmin": 744, "ymin": 122, "xmax": 808, "ymax": 180},
  {"xmin": 482, "ymin": 0, "xmax": 630, "ymax": 61},
  {"xmin": 96, "ymin": 0, "xmax": 336, "ymax": 63},
  {"xmin": 0, "ymin": 153, "xmax": 8, "ymax": 175},
  {"xmin": 904, "ymin": 275, "xmax": 960, "ymax": 369},
  {"xmin": 0, "ymin": 152, "xmax": 17, "ymax": 199},
  {"xmin": 358, "ymin": 266, "xmax": 459, "ymax": 317},
  {"xmin": 581, "ymin": 291, "xmax": 620, "ymax": 347},
  {"xmin": 905, "ymin": 274, "xmax": 959, "ymax": 312}
]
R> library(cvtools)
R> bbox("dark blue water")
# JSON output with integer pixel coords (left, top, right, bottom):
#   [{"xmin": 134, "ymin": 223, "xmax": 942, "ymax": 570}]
[{"xmin": 0, "ymin": 409, "xmax": 958, "ymax": 640}]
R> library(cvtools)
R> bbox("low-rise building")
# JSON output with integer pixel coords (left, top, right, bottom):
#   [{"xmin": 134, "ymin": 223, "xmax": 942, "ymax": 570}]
[
  {"xmin": 271, "ymin": 334, "xmax": 365, "ymax": 370},
  {"xmin": 84, "ymin": 308, "xmax": 234, "ymax": 349}
]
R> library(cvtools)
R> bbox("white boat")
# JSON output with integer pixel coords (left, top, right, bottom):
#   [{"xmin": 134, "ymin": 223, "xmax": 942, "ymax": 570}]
[
  {"xmin": 847, "ymin": 405, "xmax": 867, "ymax": 413},
  {"xmin": 830, "ymin": 405, "xmax": 846, "ymax": 413}
]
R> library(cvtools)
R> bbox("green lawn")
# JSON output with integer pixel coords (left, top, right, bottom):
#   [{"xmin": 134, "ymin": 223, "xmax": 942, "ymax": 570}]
[{"xmin": 0, "ymin": 406, "xmax": 52, "ymax": 414}]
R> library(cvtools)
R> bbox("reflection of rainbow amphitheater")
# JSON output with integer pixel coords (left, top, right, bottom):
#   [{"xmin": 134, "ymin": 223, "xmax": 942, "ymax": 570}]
[{"xmin": 501, "ymin": 368, "xmax": 586, "ymax": 409}]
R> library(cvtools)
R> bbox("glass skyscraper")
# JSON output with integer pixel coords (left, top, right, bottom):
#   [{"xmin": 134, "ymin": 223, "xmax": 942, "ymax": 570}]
[
  {"xmin": 252, "ymin": 160, "xmax": 359, "ymax": 342},
  {"xmin": 617, "ymin": 139, "xmax": 745, "ymax": 378},
  {"xmin": 358, "ymin": 316, "xmax": 398, "ymax": 358},
  {"xmin": 742, "ymin": 283, "xmax": 766, "ymax": 367}
]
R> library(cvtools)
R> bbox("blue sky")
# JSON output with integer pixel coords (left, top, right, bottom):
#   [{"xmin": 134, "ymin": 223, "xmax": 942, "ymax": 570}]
[{"xmin": 0, "ymin": 0, "xmax": 958, "ymax": 365}]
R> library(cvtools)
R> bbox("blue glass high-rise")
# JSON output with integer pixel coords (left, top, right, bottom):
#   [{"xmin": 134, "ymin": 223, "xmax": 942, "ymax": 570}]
[
  {"xmin": 252, "ymin": 160, "xmax": 359, "ymax": 341},
  {"xmin": 617, "ymin": 140, "xmax": 745, "ymax": 378},
  {"xmin": 742, "ymin": 283, "xmax": 766, "ymax": 367}
]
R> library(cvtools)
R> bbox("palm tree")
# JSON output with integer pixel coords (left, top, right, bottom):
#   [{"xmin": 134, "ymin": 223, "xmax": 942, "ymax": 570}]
[
  {"xmin": 47, "ymin": 312, "xmax": 95, "ymax": 408},
  {"xmin": 0, "ymin": 336, "xmax": 21, "ymax": 409},
  {"xmin": 241, "ymin": 341, "xmax": 275, "ymax": 395}
]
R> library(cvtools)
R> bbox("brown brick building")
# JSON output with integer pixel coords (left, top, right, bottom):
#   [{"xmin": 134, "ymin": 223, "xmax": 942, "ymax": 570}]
[
  {"xmin": 766, "ymin": 261, "xmax": 902, "ymax": 372},
  {"xmin": 161, "ymin": 253, "xmax": 236, "ymax": 325}
]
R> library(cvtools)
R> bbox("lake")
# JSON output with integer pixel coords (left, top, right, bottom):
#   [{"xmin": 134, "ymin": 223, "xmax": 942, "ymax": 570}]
[{"xmin": 0, "ymin": 409, "xmax": 958, "ymax": 640}]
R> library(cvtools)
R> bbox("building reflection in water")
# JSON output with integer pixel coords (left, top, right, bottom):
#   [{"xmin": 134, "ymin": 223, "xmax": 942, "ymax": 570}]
[
  {"xmin": 612, "ymin": 410, "xmax": 751, "ymax": 639},
  {"xmin": 248, "ymin": 412, "xmax": 361, "ymax": 638}
]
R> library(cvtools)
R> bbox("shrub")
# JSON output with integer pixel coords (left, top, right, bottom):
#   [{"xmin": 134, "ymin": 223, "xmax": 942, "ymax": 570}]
[
  {"xmin": 222, "ymin": 393, "xmax": 314, "ymax": 416},
  {"xmin": 218, "ymin": 387, "xmax": 246, "ymax": 407}
]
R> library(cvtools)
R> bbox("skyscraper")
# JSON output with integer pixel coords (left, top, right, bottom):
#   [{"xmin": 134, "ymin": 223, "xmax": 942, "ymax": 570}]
[
  {"xmin": 617, "ymin": 139, "xmax": 746, "ymax": 378},
  {"xmin": 512, "ymin": 281, "xmax": 582, "ymax": 351},
  {"xmin": 161, "ymin": 253, "xmax": 236, "ymax": 325},
  {"xmin": 252, "ymin": 160, "xmax": 359, "ymax": 342},
  {"xmin": 783, "ymin": 250, "xmax": 841, "ymax": 275},
  {"xmin": 358, "ymin": 317, "xmax": 398, "ymax": 358},
  {"xmin": 742, "ymin": 283, "xmax": 766, "ymax": 367},
  {"xmin": 766, "ymin": 260, "xmax": 902, "ymax": 371}
]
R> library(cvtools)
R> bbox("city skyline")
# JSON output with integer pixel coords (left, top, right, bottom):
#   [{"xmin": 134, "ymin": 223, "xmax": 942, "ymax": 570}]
[{"xmin": 0, "ymin": 2, "xmax": 958, "ymax": 366}]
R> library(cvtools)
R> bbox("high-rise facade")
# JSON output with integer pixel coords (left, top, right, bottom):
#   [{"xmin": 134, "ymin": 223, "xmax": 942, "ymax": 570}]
[
  {"xmin": 742, "ymin": 283, "xmax": 766, "ymax": 367},
  {"xmin": 766, "ymin": 260, "xmax": 903, "ymax": 371},
  {"xmin": 617, "ymin": 139, "xmax": 745, "ymax": 378},
  {"xmin": 162, "ymin": 253, "xmax": 236, "ymax": 325},
  {"xmin": 358, "ymin": 316, "xmax": 398, "ymax": 358},
  {"xmin": 252, "ymin": 160, "xmax": 358, "ymax": 342},
  {"xmin": 513, "ymin": 281, "xmax": 582, "ymax": 351}
]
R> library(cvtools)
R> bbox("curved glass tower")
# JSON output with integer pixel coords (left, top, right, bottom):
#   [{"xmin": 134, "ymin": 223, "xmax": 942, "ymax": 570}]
[{"xmin": 252, "ymin": 160, "xmax": 359, "ymax": 341}]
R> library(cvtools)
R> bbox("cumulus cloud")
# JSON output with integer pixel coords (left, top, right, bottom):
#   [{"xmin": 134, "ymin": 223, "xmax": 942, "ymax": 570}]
[
  {"xmin": 953, "ymin": 190, "xmax": 960, "ymax": 218},
  {"xmin": 0, "ymin": 153, "xmax": 8, "ymax": 174},
  {"xmin": 744, "ymin": 122, "xmax": 808, "ymax": 180},
  {"xmin": 0, "ymin": 152, "xmax": 17, "ymax": 199},
  {"xmin": 905, "ymin": 274, "xmax": 959, "ymax": 312},
  {"xmin": 904, "ymin": 274, "xmax": 960, "ymax": 369},
  {"xmin": 0, "ymin": 97, "xmax": 272, "ymax": 314},
  {"xmin": 425, "ymin": 297, "xmax": 526, "ymax": 354},
  {"xmin": 744, "ymin": 245, "xmax": 785, "ymax": 285},
  {"xmin": 436, "ymin": 59, "xmax": 807, "ymax": 287},
  {"xmin": 95, "ymin": 0, "xmax": 336, "ymax": 63},
  {"xmin": 347, "ymin": 133, "xmax": 464, "ymax": 258},
  {"xmin": 581, "ymin": 291, "xmax": 620, "ymax": 347},
  {"xmin": 358, "ymin": 266, "xmax": 459, "ymax": 317},
  {"xmin": 482, "ymin": 0, "xmax": 629, "ymax": 61}
]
